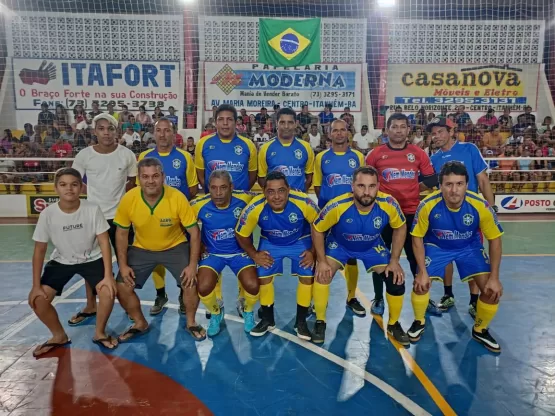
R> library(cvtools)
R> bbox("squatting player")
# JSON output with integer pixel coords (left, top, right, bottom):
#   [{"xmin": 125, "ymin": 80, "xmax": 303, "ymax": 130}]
[
  {"xmin": 29, "ymin": 168, "xmax": 118, "ymax": 356},
  {"xmin": 191, "ymin": 170, "xmax": 260, "ymax": 337},
  {"xmin": 236, "ymin": 171, "xmax": 318, "ymax": 340},
  {"xmin": 313, "ymin": 119, "xmax": 366, "ymax": 316},
  {"xmin": 114, "ymin": 158, "xmax": 205, "ymax": 342},
  {"xmin": 427, "ymin": 117, "xmax": 496, "ymax": 318},
  {"xmin": 409, "ymin": 161, "xmax": 503, "ymax": 353},
  {"xmin": 312, "ymin": 166, "xmax": 409, "ymax": 345},
  {"xmin": 366, "ymin": 113, "xmax": 438, "ymax": 316},
  {"xmin": 138, "ymin": 117, "xmax": 199, "ymax": 316},
  {"xmin": 258, "ymin": 108, "xmax": 315, "ymax": 192}
]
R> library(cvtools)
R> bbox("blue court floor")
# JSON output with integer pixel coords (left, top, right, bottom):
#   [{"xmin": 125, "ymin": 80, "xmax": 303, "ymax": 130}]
[{"xmin": 0, "ymin": 223, "xmax": 554, "ymax": 415}]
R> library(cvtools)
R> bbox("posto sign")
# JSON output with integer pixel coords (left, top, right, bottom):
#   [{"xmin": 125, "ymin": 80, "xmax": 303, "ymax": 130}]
[{"xmin": 496, "ymin": 195, "xmax": 555, "ymax": 213}]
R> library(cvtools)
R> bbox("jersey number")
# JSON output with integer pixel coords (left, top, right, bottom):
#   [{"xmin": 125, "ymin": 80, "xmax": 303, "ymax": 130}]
[{"xmin": 374, "ymin": 245, "xmax": 386, "ymax": 254}]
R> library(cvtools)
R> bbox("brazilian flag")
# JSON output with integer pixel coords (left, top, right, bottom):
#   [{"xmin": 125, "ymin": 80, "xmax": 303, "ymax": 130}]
[{"xmin": 258, "ymin": 18, "xmax": 321, "ymax": 66}]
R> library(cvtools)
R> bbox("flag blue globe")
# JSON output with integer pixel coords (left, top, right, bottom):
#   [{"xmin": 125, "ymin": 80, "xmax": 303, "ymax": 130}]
[{"xmin": 280, "ymin": 33, "xmax": 300, "ymax": 54}]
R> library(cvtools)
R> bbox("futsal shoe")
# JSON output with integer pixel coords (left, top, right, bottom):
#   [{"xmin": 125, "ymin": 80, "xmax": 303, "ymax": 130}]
[
  {"xmin": 311, "ymin": 320, "xmax": 327, "ymax": 344},
  {"xmin": 468, "ymin": 302, "xmax": 477, "ymax": 320},
  {"xmin": 295, "ymin": 319, "xmax": 312, "ymax": 341},
  {"xmin": 250, "ymin": 305, "xmax": 275, "ymax": 337},
  {"xmin": 438, "ymin": 295, "xmax": 455, "ymax": 311},
  {"xmin": 206, "ymin": 298, "xmax": 224, "ymax": 319},
  {"xmin": 207, "ymin": 308, "xmax": 224, "ymax": 337},
  {"xmin": 243, "ymin": 311, "xmax": 255, "ymax": 333},
  {"xmin": 407, "ymin": 320, "xmax": 426, "ymax": 342},
  {"xmin": 236, "ymin": 297, "xmax": 246, "ymax": 318},
  {"xmin": 387, "ymin": 321, "xmax": 410, "ymax": 346},
  {"xmin": 347, "ymin": 298, "xmax": 366, "ymax": 316},
  {"xmin": 426, "ymin": 299, "xmax": 443, "ymax": 316},
  {"xmin": 472, "ymin": 328, "xmax": 501, "ymax": 353},
  {"xmin": 149, "ymin": 294, "xmax": 168, "ymax": 316},
  {"xmin": 370, "ymin": 298, "xmax": 385, "ymax": 316}
]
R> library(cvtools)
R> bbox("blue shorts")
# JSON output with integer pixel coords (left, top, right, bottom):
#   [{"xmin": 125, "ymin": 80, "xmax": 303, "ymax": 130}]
[
  {"xmin": 258, "ymin": 237, "xmax": 313, "ymax": 279},
  {"xmin": 199, "ymin": 252, "xmax": 255, "ymax": 276},
  {"xmin": 325, "ymin": 235, "xmax": 390, "ymax": 272},
  {"xmin": 424, "ymin": 243, "xmax": 491, "ymax": 281}
]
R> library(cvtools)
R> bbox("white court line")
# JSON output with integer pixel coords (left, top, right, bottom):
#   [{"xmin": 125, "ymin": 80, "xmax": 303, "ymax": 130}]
[{"xmin": 0, "ymin": 298, "xmax": 430, "ymax": 416}]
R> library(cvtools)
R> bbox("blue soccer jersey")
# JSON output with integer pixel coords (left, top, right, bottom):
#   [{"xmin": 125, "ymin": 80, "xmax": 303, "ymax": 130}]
[
  {"xmin": 195, "ymin": 133, "xmax": 257, "ymax": 192},
  {"xmin": 137, "ymin": 147, "xmax": 198, "ymax": 198},
  {"xmin": 411, "ymin": 190, "xmax": 504, "ymax": 251},
  {"xmin": 313, "ymin": 148, "xmax": 365, "ymax": 208},
  {"xmin": 236, "ymin": 190, "xmax": 319, "ymax": 246},
  {"xmin": 258, "ymin": 138, "xmax": 315, "ymax": 191},
  {"xmin": 430, "ymin": 141, "xmax": 487, "ymax": 193},
  {"xmin": 191, "ymin": 191, "xmax": 256, "ymax": 255},
  {"xmin": 314, "ymin": 192, "xmax": 406, "ymax": 253}
]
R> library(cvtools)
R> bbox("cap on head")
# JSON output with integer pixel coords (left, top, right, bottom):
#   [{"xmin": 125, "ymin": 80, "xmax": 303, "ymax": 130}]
[
  {"xmin": 426, "ymin": 117, "xmax": 456, "ymax": 132},
  {"xmin": 93, "ymin": 113, "xmax": 118, "ymax": 129}
]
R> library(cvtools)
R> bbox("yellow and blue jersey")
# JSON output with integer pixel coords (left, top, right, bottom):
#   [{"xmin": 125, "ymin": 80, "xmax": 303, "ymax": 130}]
[
  {"xmin": 191, "ymin": 191, "xmax": 255, "ymax": 256},
  {"xmin": 194, "ymin": 133, "xmax": 257, "ymax": 192},
  {"xmin": 236, "ymin": 190, "xmax": 319, "ymax": 246},
  {"xmin": 137, "ymin": 147, "xmax": 198, "ymax": 199},
  {"xmin": 313, "ymin": 148, "xmax": 365, "ymax": 208},
  {"xmin": 411, "ymin": 190, "xmax": 504, "ymax": 250},
  {"xmin": 258, "ymin": 138, "xmax": 315, "ymax": 191},
  {"xmin": 430, "ymin": 141, "xmax": 487, "ymax": 193},
  {"xmin": 313, "ymin": 191, "xmax": 406, "ymax": 252}
]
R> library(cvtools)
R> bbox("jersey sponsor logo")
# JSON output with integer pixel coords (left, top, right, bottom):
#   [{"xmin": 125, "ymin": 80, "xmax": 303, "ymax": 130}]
[
  {"xmin": 407, "ymin": 153, "xmax": 415, "ymax": 163},
  {"xmin": 342, "ymin": 233, "xmax": 380, "ymax": 242},
  {"xmin": 172, "ymin": 158, "xmax": 181, "ymax": 169},
  {"xmin": 267, "ymin": 228, "xmax": 299, "ymax": 238},
  {"xmin": 432, "ymin": 229, "xmax": 473, "ymax": 240},
  {"xmin": 500, "ymin": 196, "xmax": 523, "ymax": 210},
  {"xmin": 373, "ymin": 217, "xmax": 382, "ymax": 229},
  {"xmin": 273, "ymin": 165, "xmax": 303, "ymax": 177},
  {"xmin": 239, "ymin": 202, "xmax": 258, "ymax": 225},
  {"xmin": 208, "ymin": 228, "xmax": 235, "ymax": 241},
  {"xmin": 234, "ymin": 145, "xmax": 243, "ymax": 155},
  {"xmin": 208, "ymin": 160, "xmax": 245, "ymax": 172},
  {"xmin": 381, "ymin": 168, "xmax": 416, "ymax": 182},
  {"xmin": 294, "ymin": 149, "xmax": 303, "ymax": 160},
  {"xmin": 318, "ymin": 201, "xmax": 338, "ymax": 221},
  {"xmin": 306, "ymin": 197, "xmax": 319, "ymax": 211},
  {"xmin": 166, "ymin": 176, "xmax": 182, "ymax": 188},
  {"xmin": 160, "ymin": 218, "xmax": 173, "ymax": 227},
  {"xmin": 463, "ymin": 213, "xmax": 474, "ymax": 226},
  {"xmin": 325, "ymin": 173, "xmax": 352, "ymax": 187}
]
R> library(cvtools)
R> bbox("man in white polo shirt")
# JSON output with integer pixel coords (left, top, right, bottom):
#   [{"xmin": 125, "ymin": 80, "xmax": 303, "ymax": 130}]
[{"xmin": 69, "ymin": 113, "xmax": 137, "ymax": 326}]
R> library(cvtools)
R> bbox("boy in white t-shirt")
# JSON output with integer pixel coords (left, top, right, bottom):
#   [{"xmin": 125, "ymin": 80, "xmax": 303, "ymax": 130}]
[{"xmin": 29, "ymin": 168, "xmax": 118, "ymax": 357}]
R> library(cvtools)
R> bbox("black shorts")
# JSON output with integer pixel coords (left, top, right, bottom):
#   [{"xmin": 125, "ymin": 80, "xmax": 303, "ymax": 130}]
[
  {"xmin": 107, "ymin": 219, "xmax": 134, "ymax": 257},
  {"xmin": 381, "ymin": 213, "xmax": 417, "ymax": 277},
  {"xmin": 41, "ymin": 258, "xmax": 104, "ymax": 296},
  {"xmin": 116, "ymin": 243, "xmax": 190, "ymax": 289}
]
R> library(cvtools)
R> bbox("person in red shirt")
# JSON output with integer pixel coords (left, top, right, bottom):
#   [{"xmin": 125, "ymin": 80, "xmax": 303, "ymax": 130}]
[
  {"xmin": 173, "ymin": 124, "xmax": 184, "ymax": 148},
  {"xmin": 366, "ymin": 113, "xmax": 439, "ymax": 316},
  {"xmin": 50, "ymin": 137, "xmax": 73, "ymax": 158}
]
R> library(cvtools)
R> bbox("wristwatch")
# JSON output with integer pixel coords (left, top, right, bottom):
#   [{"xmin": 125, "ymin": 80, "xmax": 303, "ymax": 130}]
[{"xmin": 492, "ymin": 205, "xmax": 499, "ymax": 213}]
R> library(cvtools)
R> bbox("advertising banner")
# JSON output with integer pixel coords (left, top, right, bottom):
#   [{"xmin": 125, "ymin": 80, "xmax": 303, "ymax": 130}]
[
  {"xmin": 495, "ymin": 194, "xmax": 555, "ymax": 214},
  {"xmin": 385, "ymin": 64, "xmax": 540, "ymax": 113},
  {"xmin": 13, "ymin": 58, "xmax": 182, "ymax": 111},
  {"xmin": 204, "ymin": 62, "xmax": 362, "ymax": 112},
  {"xmin": 27, "ymin": 195, "xmax": 87, "ymax": 217}
]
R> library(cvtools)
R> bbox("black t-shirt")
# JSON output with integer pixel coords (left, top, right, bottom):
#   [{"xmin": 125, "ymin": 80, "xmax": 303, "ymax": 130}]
[{"xmin": 38, "ymin": 111, "xmax": 54, "ymax": 125}]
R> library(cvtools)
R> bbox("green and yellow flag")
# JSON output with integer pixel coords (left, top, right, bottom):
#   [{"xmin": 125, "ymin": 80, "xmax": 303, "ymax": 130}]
[{"xmin": 258, "ymin": 18, "xmax": 321, "ymax": 67}]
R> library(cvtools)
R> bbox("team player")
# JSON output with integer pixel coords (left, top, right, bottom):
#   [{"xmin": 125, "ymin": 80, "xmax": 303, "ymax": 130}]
[
  {"xmin": 313, "ymin": 119, "xmax": 366, "ymax": 316},
  {"xmin": 29, "ymin": 168, "xmax": 118, "ymax": 356},
  {"xmin": 365, "ymin": 113, "xmax": 438, "ymax": 316},
  {"xmin": 69, "ymin": 113, "xmax": 137, "ymax": 326},
  {"xmin": 312, "ymin": 166, "xmax": 409, "ymax": 345},
  {"xmin": 258, "ymin": 108, "xmax": 315, "ymax": 191},
  {"xmin": 195, "ymin": 104, "xmax": 258, "ymax": 192},
  {"xmin": 427, "ymin": 117, "xmax": 496, "ymax": 317},
  {"xmin": 137, "ymin": 118, "xmax": 199, "ymax": 316},
  {"xmin": 113, "ymin": 158, "xmax": 205, "ymax": 341},
  {"xmin": 195, "ymin": 104, "xmax": 258, "ymax": 311},
  {"xmin": 191, "ymin": 170, "xmax": 259, "ymax": 336},
  {"xmin": 236, "ymin": 171, "xmax": 318, "ymax": 340},
  {"xmin": 409, "ymin": 162, "xmax": 503, "ymax": 352}
]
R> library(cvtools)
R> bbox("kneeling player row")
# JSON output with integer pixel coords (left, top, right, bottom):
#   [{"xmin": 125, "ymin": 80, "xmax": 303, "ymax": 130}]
[{"xmin": 28, "ymin": 160, "xmax": 503, "ymax": 358}]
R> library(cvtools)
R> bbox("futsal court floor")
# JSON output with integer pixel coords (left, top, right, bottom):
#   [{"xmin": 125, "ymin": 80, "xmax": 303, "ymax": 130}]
[{"xmin": 0, "ymin": 217, "xmax": 554, "ymax": 416}]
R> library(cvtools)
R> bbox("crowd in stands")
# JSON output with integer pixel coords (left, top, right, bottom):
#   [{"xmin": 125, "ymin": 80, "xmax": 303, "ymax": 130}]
[{"xmin": 0, "ymin": 101, "xmax": 554, "ymax": 194}]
